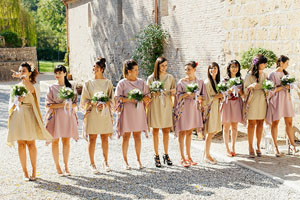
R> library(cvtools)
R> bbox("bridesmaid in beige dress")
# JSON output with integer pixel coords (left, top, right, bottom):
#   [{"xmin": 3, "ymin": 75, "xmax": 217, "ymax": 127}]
[
  {"xmin": 8, "ymin": 62, "xmax": 52, "ymax": 181},
  {"xmin": 80, "ymin": 58, "xmax": 114, "ymax": 173},
  {"xmin": 203, "ymin": 62, "xmax": 223, "ymax": 164},
  {"xmin": 147, "ymin": 57, "xmax": 176, "ymax": 167},
  {"xmin": 244, "ymin": 54, "xmax": 268, "ymax": 158}
]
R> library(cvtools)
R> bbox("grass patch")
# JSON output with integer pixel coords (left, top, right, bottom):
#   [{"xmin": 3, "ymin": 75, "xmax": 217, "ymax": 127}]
[{"xmin": 38, "ymin": 60, "xmax": 64, "ymax": 72}]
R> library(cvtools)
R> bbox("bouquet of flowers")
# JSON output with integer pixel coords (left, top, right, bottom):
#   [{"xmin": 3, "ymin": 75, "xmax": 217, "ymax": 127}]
[
  {"xmin": 186, "ymin": 83, "xmax": 198, "ymax": 95},
  {"xmin": 91, "ymin": 91, "xmax": 109, "ymax": 103},
  {"xmin": 11, "ymin": 85, "xmax": 28, "ymax": 98},
  {"xmin": 91, "ymin": 91, "xmax": 109, "ymax": 114},
  {"xmin": 228, "ymin": 77, "xmax": 243, "ymax": 87},
  {"xmin": 228, "ymin": 77, "xmax": 243, "ymax": 97},
  {"xmin": 262, "ymin": 80, "xmax": 275, "ymax": 91},
  {"xmin": 149, "ymin": 81, "xmax": 164, "ymax": 93},
  {"xmin": 58, "ymin": 86, "xmax": 75, "ymax": 100},
  {"xmin": 128, "ymin": 88, "xmax": 143, "ymax": 108},
  {"xmin": 216, "ymin": 82, "xmax": 229, "ymax": 93},
  {"xmin": 281, "ymin": 75, "xmax": 295, "ymax": 86},
  {"xmin": 57, "ymin": 86, "xmax": 75, "ymax": 114},
  {"xmin": 11, "ymin": 85, "xmax": 28, "ymax": 111}
]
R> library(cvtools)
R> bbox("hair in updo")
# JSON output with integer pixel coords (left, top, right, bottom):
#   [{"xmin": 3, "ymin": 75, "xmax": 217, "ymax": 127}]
[
  {"xmin": 20, "ymin": 62, "xmax": 38, "ymax": 84},
  {"xmin": 185, "ymin": 61, "xmax": 198, "ymax": 68},
  {"xmin": 276, "ymin": 55, "xmax": 289, "ymax": 75},
  {"xmin": 123, "ymin": 59, "xmax": 138, "ymax": 78},
  {"xmin": 95, "ymin": 57, "xmax": 107, "ymax": 72}
]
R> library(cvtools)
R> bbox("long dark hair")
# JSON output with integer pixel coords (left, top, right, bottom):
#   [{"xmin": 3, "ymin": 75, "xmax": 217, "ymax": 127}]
[
  {"xmin": 20, "ymin": 62, "xmax": 38, "ymax": 84},
  {"xmin": 249, "ymin": 54, "xmax": 268, "ymax": 83},
  {"xmin": 95, "ymin": 57, "xmax": 107, "ymax": 72},
  {"xmin": 153, "ymin": 57, "xmax": 167, "ymax": 80},
  {"xmin": 276, "ymin": 55, "xmax": 289, "ymax": 75},
  {"xmin": 227, "ymin": 60, "xmax": 241, "ymax": 78},
  {"xmin": 123, "ymin": 59, "xmax": 138, "ymax": 78},
  {"xmin": 208, "ymin": 62, "xmax": 220, "ymax": 94},
  {"xmin": 54, "ymin": 65, "xmax": 72, "ymax": 88}
]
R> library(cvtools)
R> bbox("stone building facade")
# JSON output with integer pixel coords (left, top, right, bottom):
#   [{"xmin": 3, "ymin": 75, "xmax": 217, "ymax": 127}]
[
  {"xmin": 65, "ymin": 0, "xmax": 300, "ymax": 130},
  {"xmin": 0, "ymin": 47, "xmax": 38, "ymax": 81}
]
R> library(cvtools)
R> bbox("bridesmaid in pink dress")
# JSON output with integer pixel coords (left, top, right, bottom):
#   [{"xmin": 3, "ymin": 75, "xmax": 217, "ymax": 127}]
[
  {"xmin": 174, "ymin": 61, "xmax": 206, "ymax": 167},
  {"xmin": 115, "ymin": 60, "xmax": 151, "ymax": 170},
  {"xmin": 221, "ymin": 60, "xmax": 244, "ymax": 157},
  {"xmin": 266, "ymin": 55, "xmax": 297, "ymax": 156},
  {"xmin": 45, "ymin": 65, "xmax": 78, "ymax": 176}
]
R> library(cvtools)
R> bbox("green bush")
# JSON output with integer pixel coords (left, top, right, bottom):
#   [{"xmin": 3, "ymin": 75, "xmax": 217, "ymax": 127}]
[
  {"xmin": 0, "ymin": 31, "xmax": 22, "ymax": 48},
  {"xmin": 240, "ymin": 48, "xmax": 277, "ymax": 69},
  {"xmin": 132, "ymin": 24, "xmax": 169, "ymax": 77}
]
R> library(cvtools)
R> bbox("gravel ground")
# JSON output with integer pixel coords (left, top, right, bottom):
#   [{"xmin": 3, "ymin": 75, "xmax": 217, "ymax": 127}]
[{"xmin": 0, "ymin": 78, "xmax": 299, "ymax": 200}]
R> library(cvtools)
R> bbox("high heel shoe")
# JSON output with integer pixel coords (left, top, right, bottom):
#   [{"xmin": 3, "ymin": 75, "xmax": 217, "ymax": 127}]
[
  {"xmin": 154, "ymin": 155, "xmax": 161, "ymax": 168},
  {"xmin": 291, "ymin": 145, "xmax": 298, "ymax": 155},
  {"xmin": 256, "ymin": 150, "xmax": 262, "ymax": 157},
  {"xmin": 90, "ymin": 164, "xmax": 99, "ymax": 174},
  {"xmin": 102, "ymin": 161, "xmax": 110, "ymax": 172},
  {"xmin": 274, "ymin": 146, "xmax": 281, "ymax": 157},
  {"xmin": 180, "ymin": 159, "xmax": 190, "ymax": 167},
  {"xmin": 204, "ymin": 157, "xmax": 217, "ymax": 165},
  {"xmin": 163, "ymin": 154, "xmax": 173, "ymax": 166},
  {"xmin": 185, "ymin": 158, "xmax": 198, "ymax": 166},
  {"xmin": 124, "ymin": 164, "xmax": 131, "ymax": 170}
]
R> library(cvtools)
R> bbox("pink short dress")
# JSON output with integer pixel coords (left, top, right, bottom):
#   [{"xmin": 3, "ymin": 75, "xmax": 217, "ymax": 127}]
[
  {"xmin": 266, "ymin": 71, "xmax": 295, "ymax": 124},
  {"xmin": 44, "ymin": 84, "xmax": 79, "ymax": 140},
  {"xmin": 174, "ymin": 78, "xmax": 206, "ymax": 135},
  {"xmin": 114, "ymin": 78, "xmax": 149, "ymax": 137},
  {"xmin": 221, "ymin": 78, "xmax": 244, "ymax": 124}
]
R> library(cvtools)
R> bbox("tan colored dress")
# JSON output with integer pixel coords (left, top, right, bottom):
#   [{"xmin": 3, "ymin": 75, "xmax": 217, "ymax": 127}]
[
  {"xmin": 244, "ymin": 73, "xmax": 267, "ymax": 120},
  {"xmin": 7, "ymin": 83, "xmax": 52, "ymax": 146},
  {"xmin": 80, "ymin": 79, "xmax": 114, "ymax": 135},
  {"xmin": 204, "ymin": 79, "xmax": 222, "ymax": 134},
  {"xmin": 147, "ymin": 74, "xmax": 175, "ymax": 129}
]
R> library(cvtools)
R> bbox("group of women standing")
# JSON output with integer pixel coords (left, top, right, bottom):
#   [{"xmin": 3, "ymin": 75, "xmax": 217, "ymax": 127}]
[{"xmin": 7, "ymin": 54, "xmax": 297, "ymax": 181}]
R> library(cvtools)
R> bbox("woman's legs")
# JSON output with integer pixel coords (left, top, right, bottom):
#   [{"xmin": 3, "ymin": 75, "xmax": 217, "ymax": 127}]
[
  {"xmin": 231, "ymin": 122, "xmax": 238, "ymax": 154},
  {"xmin": 52, "ymin": 138, "xmax": 63, "ymax": 174},
  {"xmin": 185, "ymin": 129, "xmax": 193, "ymax": 159},
  {"xmin": 178, "ymin": 131, "xmax": 186, "ymax": 160},
  {"xmin": 27, "ymin": 140, "xmax": 37, "ymax": 178},
  {"xmin": 152, "ymin": 128, "xmax": 159, "ymax": 156},
  {"xmin": 122, "ymin": 132, "xmax": 131, "ymax": 166},
  {"xmin": 162, "ymin": 128, "xmax": 170, "ymax": 155},
  {"xmin": 133, "ymin": 132, "xmax": 142, "ymax": 166},
  {"xmin": 223, "ymin": 122, "xmax": 232, "ymax": 155},
  {"xmin": 88, "ymin": 134, "xmax": 98, "ymax": 166},
  {"xmin": 205, "ymin": 133, "xmax": 215, "ymax": 161},
  {"xmin": 61, "ymin": 138, "xmax": 70, "ymax": 173},
  {"xmin": 100, "ymin": 134, "xmax": 109, "ymax": 165},
  {"xmin": 255, "ymin": 120, "xmax": 264, "ymax": 153},
  {"xmin": 271, "ymin": 120, "xmax": 280, "ymax": 154},
  {"xmin": 17, "ymin": 140, "xmax": 28, "ymax": 178},
  {"xmin": 284, "ymin": 117, "xmax": 296, "ymax": 148},
  {"xmin": 247, "ymin": 120, "xmax": 256, "ymax": 154}
]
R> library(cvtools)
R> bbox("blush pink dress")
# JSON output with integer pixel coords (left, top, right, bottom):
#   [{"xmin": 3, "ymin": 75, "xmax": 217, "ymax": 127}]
[
  {"xmin": 266, "ymin": 71, "xmax": 295, "ymax": 124},
  {"xmin": 221, "ymin": 78, "xmax": 244, "ymax": 124},
  {"xmin": 45, "ymin": 84, "xmax": 79, "ymax": 140},
  {"xmin": 115, "ymin": 78, "xmax": 149, "ymax": 137},
  {"xmin": 174, "ymin": 78, "xmax": 206, "ymax": 135}
]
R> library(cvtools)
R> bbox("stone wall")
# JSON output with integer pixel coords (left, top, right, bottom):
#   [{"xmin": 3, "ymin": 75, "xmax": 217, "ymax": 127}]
[
  {"xmin": 67, "ymin": 0, "xmax": 300, "ymax": 134},
  {"xmin": 0, "ymin": 47, "xmax": 38, "ymax": 81}
]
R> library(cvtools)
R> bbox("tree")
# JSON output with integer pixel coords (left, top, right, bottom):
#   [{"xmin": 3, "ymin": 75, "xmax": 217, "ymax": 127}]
[
  {"xmin": 132, "ymin": 24, "xmax": 169, "ymax": 77},
  {"xmin": 0, "ymin": 0, "xmax": 37, "ymax": 46},
  {"xmin": 240, "ymin": 48, "xmax": 277, "ymax": 69}
]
